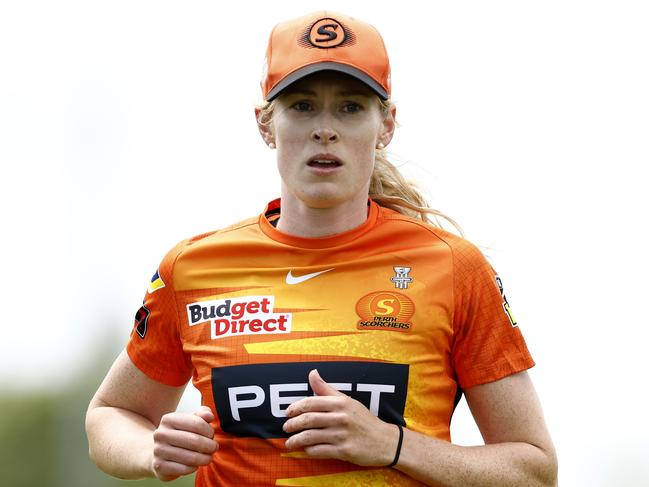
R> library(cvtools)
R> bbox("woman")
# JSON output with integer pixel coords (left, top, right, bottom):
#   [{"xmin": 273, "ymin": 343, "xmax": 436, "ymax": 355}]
[{"xmin": 86, "ymin": 11, "xmax": 557, "ymax": 486}]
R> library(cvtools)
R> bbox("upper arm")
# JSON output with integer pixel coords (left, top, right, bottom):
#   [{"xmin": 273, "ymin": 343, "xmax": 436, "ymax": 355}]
[
  {"xmin": 464, "ymin": 371, "xmax": 555, "ymax": 456},
  {"xmin": 88, "ymin": 348, "xmax": 187, "ymax": 426}
]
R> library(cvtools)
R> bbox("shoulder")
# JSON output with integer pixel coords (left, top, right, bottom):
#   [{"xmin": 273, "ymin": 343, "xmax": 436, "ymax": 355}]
[
  {"xmin": 156, "ymin": 215, "xmax": 260, "ymax": 279},
  {"xmin": 376, "ymin": 205, "xmax": 486, "ymax": 267},
  {"xmin": 176, "ymin": 215, "xmax": 259, "ymax": 254}
]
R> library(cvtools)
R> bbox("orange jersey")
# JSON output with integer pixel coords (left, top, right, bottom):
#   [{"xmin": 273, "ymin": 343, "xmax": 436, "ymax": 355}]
[{"xmin": 127, "ymin": 198, "xmax": 534, "ymax": 486}]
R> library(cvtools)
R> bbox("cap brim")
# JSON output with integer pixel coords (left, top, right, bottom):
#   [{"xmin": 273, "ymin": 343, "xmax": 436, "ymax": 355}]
[{"xmin": 266, "ymin": 62, "xmax": 388, "ymax": 101}]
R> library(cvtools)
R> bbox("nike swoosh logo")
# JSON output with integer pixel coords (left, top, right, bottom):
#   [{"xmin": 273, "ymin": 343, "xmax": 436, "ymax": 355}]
[{"xmin": 285, "ymin": 268, "xmax": 334, "ymax": 285}]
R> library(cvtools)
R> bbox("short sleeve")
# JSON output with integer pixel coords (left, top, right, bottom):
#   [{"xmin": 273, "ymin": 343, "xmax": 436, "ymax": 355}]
[
  {"xmin": 126, "ymin": 241, "xmax": 193, "ymax": 387},
  {"xmin": 451, "ymin": 240, "xmax": 535, "ymax": 389}
]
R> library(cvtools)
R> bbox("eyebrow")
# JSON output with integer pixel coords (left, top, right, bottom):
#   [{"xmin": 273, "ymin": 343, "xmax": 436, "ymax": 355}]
[{"xmin": 283, "ymin": 89, "xmax": 372, "ymax": 98}]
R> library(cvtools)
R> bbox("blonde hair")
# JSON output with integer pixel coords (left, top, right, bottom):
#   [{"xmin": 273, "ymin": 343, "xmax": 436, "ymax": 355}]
[{"xmin": 257, "ymin": 97, "xmax": 463, "ymax": 236}]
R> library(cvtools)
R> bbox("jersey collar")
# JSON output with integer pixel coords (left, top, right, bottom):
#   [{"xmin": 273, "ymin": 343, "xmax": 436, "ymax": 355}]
[{"xmin": 259, "ymin": 198, "xmax": 380, "ymax": 249}]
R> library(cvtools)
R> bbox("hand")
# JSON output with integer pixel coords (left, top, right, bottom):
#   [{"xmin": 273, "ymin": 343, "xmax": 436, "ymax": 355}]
[
  {"xmin": 151, "ymin": 406, "xmax": 218, "ymax": 481},
  {"xmin": 283, "ymin": 369, "xmax": 400, "ymax": 466}
]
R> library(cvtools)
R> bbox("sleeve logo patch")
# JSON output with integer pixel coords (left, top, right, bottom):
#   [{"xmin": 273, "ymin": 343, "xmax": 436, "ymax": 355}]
[
  {"xmin": 148, "ymin": 269, "xmax": 165, "ymax": 294},
  {"xmin": 134, "ymin": 303, "xmax": 150, "ymax": 338},
  {"xmin": 495, "ymin": 276, "xmax": 518, "ymax": 327}
]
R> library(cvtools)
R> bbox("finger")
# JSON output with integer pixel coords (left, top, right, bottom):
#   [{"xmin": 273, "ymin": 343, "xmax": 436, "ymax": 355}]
[
  {"xmin": 285, "ymin": 396, "xmax": 343, "ymax": 417},
  {"xmin": 309, "ymin": 369, "xmax": 346, "ymax": 397},
  {"xmin": 154, "ymin": 443, "xmax": 214, "ymax": 467},
  {"xmin": 194, "ymin": 405, "xmax": 215, "ymax": 423},
  {"xmin": 285, "ymin": 427, "xmax": 345, "ymax": 450},
  {"xmin": 155, "ymin": 428, "xmax": 218, "ymax": 454},
  {"xmin": 153, "ymin": 458, "xmax": 199, "ymax": 480},
  {"xmin": 304, "ymin": 443, "xmax": 342, "ymax": 460},
  {"xmin": 283, "ymin": 411, "xmax": 347, "ymax": 434},
  {"xmin": 161, "ymin": 413, "xmax": 215, "ymax": 438}
]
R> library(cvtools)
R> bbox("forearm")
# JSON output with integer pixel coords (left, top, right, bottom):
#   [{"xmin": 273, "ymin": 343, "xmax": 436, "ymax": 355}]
[
  {"xmin": 86, "ymin": 404, "xmax": 156, "ymax": 479},
  {"xmin": 395, "ymin": 428, "xmax": 557, "ymax": 487}
]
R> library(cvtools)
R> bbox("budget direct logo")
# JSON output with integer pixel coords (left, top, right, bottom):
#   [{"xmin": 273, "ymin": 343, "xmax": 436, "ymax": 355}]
[
  {"xmin": 356, "ymin": 291, "xmax": 415, "ymax": 332},
  {"xmin": 187, "ymin": 296, "xmax": 292, "ymax": 340}
]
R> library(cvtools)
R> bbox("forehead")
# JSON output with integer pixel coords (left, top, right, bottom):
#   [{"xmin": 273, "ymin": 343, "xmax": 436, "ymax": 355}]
[{"xmin": 281, "ymin": 71, "xmax": 376, "ymax": 97}]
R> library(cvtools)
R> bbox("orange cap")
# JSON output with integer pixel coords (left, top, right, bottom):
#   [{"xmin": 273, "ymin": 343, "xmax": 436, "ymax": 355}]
[{"xmin": 261, "ymin": 11, "xmax": 391, "ymax": 101}]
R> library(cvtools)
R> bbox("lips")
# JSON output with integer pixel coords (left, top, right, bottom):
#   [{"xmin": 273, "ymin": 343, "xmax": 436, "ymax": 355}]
[{"xmin": 307, "ymin": 153, "xmax": 342, "ymax": 168}]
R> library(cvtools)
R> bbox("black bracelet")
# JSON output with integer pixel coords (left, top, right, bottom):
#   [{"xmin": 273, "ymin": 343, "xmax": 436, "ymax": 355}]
[{"xmin": 387, "ymin": 423, "xmax": 404, "ymax": 468}]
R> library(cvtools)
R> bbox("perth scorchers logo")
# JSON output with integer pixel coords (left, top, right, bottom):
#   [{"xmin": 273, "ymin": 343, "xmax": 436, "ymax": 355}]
[
  {"xmin": 187, "ymin": 296, "xmax": 292, "ymax": 340},
  {"xmin": 355, "ymin": 291, "xmax": 415, "ymax": 332},
  {"xmin": 299, "ymin": 17, "xmax": 355, "ymax": 50},
  {"xmin": 309, "ymin": 18, "xmax": 346, "ymax": 48}
]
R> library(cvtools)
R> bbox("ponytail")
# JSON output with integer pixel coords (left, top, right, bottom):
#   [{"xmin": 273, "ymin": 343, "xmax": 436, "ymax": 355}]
[
  {"xmin": 369, "ymin": 150, "xmax": 462, "ymax": 235},
  {"xmin": 372, "ymin": 99, "xmax": 463, "ymax": 235}
]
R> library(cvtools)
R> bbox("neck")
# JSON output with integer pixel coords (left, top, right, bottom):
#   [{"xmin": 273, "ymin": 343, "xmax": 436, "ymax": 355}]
[{"xmin": 276, "ymin": 190, "xmax": 370, "ymax": 238}]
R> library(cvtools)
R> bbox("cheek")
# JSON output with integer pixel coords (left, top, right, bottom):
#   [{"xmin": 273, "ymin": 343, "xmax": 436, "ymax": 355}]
[
  {"xmin": 347, "ymin": 127, "xmax": 380, "ymax": 170},
  {"xmin": 274, "ymin": 123, "xmax": 308, "ymax": 166}
]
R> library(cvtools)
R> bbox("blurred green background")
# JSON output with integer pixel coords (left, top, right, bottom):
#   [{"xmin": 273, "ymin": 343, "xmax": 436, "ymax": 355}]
[{"xmin": 0, "ymin": 344, "xmax": 194, "ymax": 487}]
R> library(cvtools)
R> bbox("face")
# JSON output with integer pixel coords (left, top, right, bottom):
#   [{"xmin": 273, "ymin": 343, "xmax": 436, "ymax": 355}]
[{"xmin": 258, "ymin": 71, "xmax": 395, "ymax": 210}]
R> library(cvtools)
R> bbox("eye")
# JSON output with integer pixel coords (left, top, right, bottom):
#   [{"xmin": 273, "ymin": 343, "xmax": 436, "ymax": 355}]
[
  {"xmin": 342, "ymin": 102, "xmax": 363, "ymax": 114},
  {"xmin": 292, "ymin": 101, "xmax": 313, "ymax": 112}
]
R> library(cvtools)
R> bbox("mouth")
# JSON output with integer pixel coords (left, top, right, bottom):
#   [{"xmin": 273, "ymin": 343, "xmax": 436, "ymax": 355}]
[{"xmin": 307, "ymin": 154, "xmax": 343, "ymax": 168}]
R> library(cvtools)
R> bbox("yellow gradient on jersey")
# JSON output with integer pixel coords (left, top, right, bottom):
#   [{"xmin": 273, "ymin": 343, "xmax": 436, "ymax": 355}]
[{"xmin": 276, "ymin": 468, "xmax": 418, "ymax": 486}]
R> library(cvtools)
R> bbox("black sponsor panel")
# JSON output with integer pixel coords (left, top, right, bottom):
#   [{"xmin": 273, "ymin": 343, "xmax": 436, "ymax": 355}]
[{"xmin": 212, "ymin": 361, "xmax": 409, "ymax": 439}]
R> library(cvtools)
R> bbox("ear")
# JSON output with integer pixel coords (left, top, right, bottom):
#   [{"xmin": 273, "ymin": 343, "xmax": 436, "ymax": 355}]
[
  {"xmin": 255, "ymin": 106, "xmax": 276, "ymax": 148},
  {"xmin": 377, "ymin": 104, "xmax": 397, "ymax": 148}
]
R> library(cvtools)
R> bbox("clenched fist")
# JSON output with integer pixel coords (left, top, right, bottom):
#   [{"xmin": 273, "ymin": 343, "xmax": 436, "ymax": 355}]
[{"xmin": 152, "ymin": 406, "xmax": 218, "ymax": 481}]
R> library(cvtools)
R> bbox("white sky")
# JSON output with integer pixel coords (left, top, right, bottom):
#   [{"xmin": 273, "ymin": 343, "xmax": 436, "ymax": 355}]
[{"xmin": 1, "ymin": 1, "xmax": 648, "ymax": 485}]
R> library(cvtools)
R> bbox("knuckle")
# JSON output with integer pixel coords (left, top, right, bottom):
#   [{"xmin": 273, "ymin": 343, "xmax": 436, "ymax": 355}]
[
  {"xmin": 296, "ymin": 414, "xmax": 309, "ymax": 430},
  {"xmin": 304, "ymin": 445, "xmax": 321, "ymax": 457},
  {"xmin": 339, "ymin": 441, "xmax": 353, "ymax": 457},
  {"xmin": 208, "ymin": 438, "xmax": 218, "ymax": 452},
  {"xmin": 196, "ymin": 452, "xmax": 213, "ymax": 465},
  {"xmin": 333, "ymin": 429, "xmax": 347, "ymax": 442},
  {"xmin": 336, "ymin": 413, "xmax": 350, "ymax": 427},
  {"xmin": 159, "ymin": 412, "xmax": 174, "ymax": 424},
  {"xmin": 298, "ymin": 430, "xmax": 311, "ymax": 444},
  {"xmin": 299, "ymin": 399, "xmax": 310, "ymax": 413},
  {"xmin": 203, "ymin": 426, "xmax": 215, "ymax": 439},
  {"xmin": 153, "ymin": 428, "xmax": 166, "ymax": 442},
  {"xmin": 290, "ymin": 433, "xmax": 305, "ymax": 448},
  {"xmin": 331, "ymin": 396, "xmax": 344, "ymax": 407}
]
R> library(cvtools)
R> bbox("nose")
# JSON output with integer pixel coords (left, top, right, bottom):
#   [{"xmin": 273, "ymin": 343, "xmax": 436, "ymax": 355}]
[{"xmin": 311, "ymin": 126, "xmax": 338, "ymax": 144}]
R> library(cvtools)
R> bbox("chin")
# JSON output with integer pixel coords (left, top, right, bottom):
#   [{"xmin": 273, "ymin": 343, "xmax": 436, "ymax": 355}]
[
  {"xmin": 284, "ymin": 181, "xmax": 369, "ymax": 210},
  {"xmin": 291, "ymin": 187, "xmax": 351, "ymax": 209}
]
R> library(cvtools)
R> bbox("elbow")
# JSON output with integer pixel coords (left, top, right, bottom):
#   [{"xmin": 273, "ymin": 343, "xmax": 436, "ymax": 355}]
[
  {"xmin": 85, "ymin": 401, "xmax": 104, "ymax": 468},
  {"xmin": 536, "ymin": 444, "xmax": 558, "ymax": 487},
  {"xmin": 87, "ymin": 443, "xmax": 100, "ymax": 469},
  {"xmin": 546, "ymin": 452, "xmax": 559, "ymax": 487},
  {"xmin": 85, "ymin": 410, "xmax": 99, "ymax": 466}
]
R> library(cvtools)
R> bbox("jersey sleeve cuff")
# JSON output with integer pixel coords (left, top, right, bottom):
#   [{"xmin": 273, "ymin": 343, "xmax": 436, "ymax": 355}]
[
  {"xmin": 126, "ymin": 341, "xmax": 192, "ymax": 387},
  {"xmin": 458, "ymin": 355, "xmax": 536, "ymax": 389}
]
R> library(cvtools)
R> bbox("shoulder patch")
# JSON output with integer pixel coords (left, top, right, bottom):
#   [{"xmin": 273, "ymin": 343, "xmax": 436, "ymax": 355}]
[
  {"xmin": 134, "ymin": 303, "xmax": 150, "ymax": 338},
  {"xmin": 148, "ymin": 269, "xmax": 165, "ymax": 293},
  {"xmin": 495, "ymin": 275, "xmax": 518, "ymax": 327}
]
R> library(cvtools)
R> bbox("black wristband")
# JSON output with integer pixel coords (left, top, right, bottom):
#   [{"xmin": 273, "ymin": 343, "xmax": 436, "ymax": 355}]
[{"xmin": 387, "ymin": 423, "xmax": 404, "ymax": 468}]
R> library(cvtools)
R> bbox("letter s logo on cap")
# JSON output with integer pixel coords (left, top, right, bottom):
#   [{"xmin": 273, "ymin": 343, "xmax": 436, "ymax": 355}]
[{"xmin": 309, "ymin": 18, "xmax": 346, "ymax": 48}]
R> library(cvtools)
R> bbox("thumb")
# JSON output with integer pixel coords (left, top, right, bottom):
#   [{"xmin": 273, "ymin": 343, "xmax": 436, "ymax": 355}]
[
  {"xmin": 309, "ymin": 369, "xmax": 344, "ymax": 397},
  {"xmin": 194, "ymin": 405, "xmax": 215, "ymax": 424}
]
